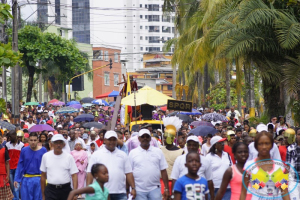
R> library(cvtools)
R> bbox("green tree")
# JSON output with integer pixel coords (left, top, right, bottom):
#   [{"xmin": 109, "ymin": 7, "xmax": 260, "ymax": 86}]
[{"xmin": 18, "ymin": 25, "xmax": 87, "ymax": 102}]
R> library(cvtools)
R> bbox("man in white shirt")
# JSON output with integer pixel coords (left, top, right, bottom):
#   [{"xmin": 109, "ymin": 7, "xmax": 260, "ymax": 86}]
[
  {"xmin": 171, "ymin": 135, "xmax": 215, "ymax": 199},
  {"xmin": 128, "ymin": 129, "xmax": 170, "ymax": 200},
  {"xmin": 247, "ymin": 124, "xmax": 281, "ymax": 162},
  {"xmin": 226, "ymin": 106, "xmax": 242, "ymax": 122},
  {"xmin": 25, "ymin": 116, "xmax": 36, "ymax": 129},
  {"xmin": 40, "ymin": 134, "xmax": 78, "ymax": 200},
  {"xmin": 86, "ymin": 131, "xmax": 136, "ymax": 200}
]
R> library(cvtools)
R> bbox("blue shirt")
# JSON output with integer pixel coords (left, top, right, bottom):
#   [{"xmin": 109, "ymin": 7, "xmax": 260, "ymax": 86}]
[
  {"xmin": 14, "ymin": 146, "xmax": 47, "ymax": 183},
  {"xmin": 117, "ymin": 143, "xmax": 128, "ymax": 155},
  {"xmin": 174, "ymin": 175, "xmax": 209, "ymax": 200}
]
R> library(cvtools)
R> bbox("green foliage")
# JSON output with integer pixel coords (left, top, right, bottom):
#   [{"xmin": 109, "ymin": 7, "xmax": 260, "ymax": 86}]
[
  {"xmin": 18, "ymin": 25, "xmax": 88, "ymax": 101},
  {"xmin": 0, "ymin": 98, "xmax": 6, "ymax": 115},
  {"xmin": 0, "ymin": 43, "xmax": 22, "ymax": 67},
  {"xmin": 248, "ymin": 113, "xmax": 269, "ymax": 127},
  {"xmin": 0, "ymin": 3, "xmax": 12, "ymax": 24},
  {"xmin": 291, "ymin": 100, "xmax": 300, "ymax": 126},
  {"xmin": 205, "ymin": 80, "xmax": 246, "ymax": 110}
]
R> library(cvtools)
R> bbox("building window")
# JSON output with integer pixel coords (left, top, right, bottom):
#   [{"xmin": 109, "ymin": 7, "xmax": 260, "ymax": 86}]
[
  {"xmin": 145, "ymin": 15, "xmax": 148, "ymax": 19},
  {"xmin": 167, "ymin": 85, "xmax": 173, "ymax": 90},
  {"xmin": 148, "ymin": 47, "xmax": 160, "ymax": 52},
  {"xmin": 140, "ymin": 36, "xmax": 143, "ymax": 40},
  {"xmin": 140, "ymin": 47, "xmax": 143, "ymax": 51},
  {"xmin": 140, "ymin": 15, "xmax": 142, "ymax": 19},
  {"xmin": 172, "ymin": 16, "xmax": 175, "ymax": 22},
  {"xmin": 172, "ymin": 27, "xmax": 175, "ymax": 33},
  {"xmin": 149, "ymin": 26, "xmax": 159, "ymax": 32},
  {"xmin": 145, "ymin": 4, "xmax": 147, "ymax": 8},
  {"xmin": 114, "ymin": 52, "xmax": 118, "ymax": 62},
  {"xmin": 104, "ymin": 51, "xmax": 109, "ymax": 61},
  {"xmin": 145, "ymin": 26, "xmax": 148, "ymax": 29},
  {"xmin": 140, "ymin": 4, "xmax": 142, "ymax": 7},
  {"xmin": 149, "ymin": 36, "xmax": 160, "ymax": 43},
  {"xmin": 148, "ymin": 15, "xmax": 159, "ymax": 22},
  {"xmin": 140, "ymin": 26, "xmax": 142, "ymax": 29},
  {"xmin": 148, "ymin": 4, "xmax": 159, "ymax": 11},
  {"xmin": 146, "ymin": 47, "xmax": 149, "ymax": 51},
  {"xmin": 145, "ymin": 36, "xmax": 148, "ymax": 40},
  {"xmin": 162, "ymin": 26, "xmax": 171, "ymax": 33},
  {"xmin": 162, "ymin": 15, "xmax": 170, "ymax": 22},
  {"xmin": 114, "ymin": 74, "xmax": 119, "ymax": 86},
  {"xmin": 93, "ymin": 50, "xmax": 103, "ymax": 60},
  {"xmin": 104, "ymin": 72, "xmax": 110, "ymax": 86}
]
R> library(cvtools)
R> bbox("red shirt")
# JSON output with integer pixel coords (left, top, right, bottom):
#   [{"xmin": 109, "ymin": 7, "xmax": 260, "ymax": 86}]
[
  {"xmin": 224, "ymin": 145, "xmax": 236, "ymax": 164},
  {"xmin": 278, "ymin": 145, "xmax": 287, "ymax": 162},
  {"xmin": 5, "ymin": 141, "xmax": 24, "ymax": 169},
  {"xmin": 95, "ymin": 139, "xmax": 103, "ymax": 147}
]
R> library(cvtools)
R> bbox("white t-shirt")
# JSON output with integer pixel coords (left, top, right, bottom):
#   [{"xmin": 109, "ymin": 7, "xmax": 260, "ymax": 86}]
[
  {"xmin": 226, "ymin": 110, "xmax": 241, "ymax": 118},
  {"xmin": 26, "ymin": 122, "xmax": 36, "ymax": 129},
  {"xmin": 206, "ymin": 152, "xmax": 232, "ymax": 188},
  {"xmin": 171, "ymin": 153, "xmax": 212, "ymax": 181},
  {"xmin": 40, "ymin": 150, "xmax": 78, "ymax": 184},
  {"xmin": 128, "ymin": 146, "xmax": 168, "ymax": 192},
  {"xmin": 247, "ymin": 142, "xmax": 281, "ymax": 162},
  {"xmin": 87, "ymin": 147, "xmax": 132, "ymax": 194},
  {"xmin": 201, "ymin": 143, "xmax": 211, "ymax": 156}
]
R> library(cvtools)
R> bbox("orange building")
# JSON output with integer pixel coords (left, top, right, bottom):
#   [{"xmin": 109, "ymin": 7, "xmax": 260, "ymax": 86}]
[
  {"xmin": 92, "ymin": 46, "xmax": 122, "ymax": 99},
  {"xmin": 130, "ymin": 53, "xmax": 175, "ymax": 97}
]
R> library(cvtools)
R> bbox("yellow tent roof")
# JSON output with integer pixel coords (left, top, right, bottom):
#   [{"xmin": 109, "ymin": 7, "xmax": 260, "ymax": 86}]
[{"xmin": 121, "ymin": 86, "xmax": 174, "ymax": 106}]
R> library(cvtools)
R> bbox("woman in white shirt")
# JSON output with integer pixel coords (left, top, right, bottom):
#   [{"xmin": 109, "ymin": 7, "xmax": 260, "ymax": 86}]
[
  {"xmin": 206, "ymin": 136, "xmax": 232, "ymax": 200},
  {"xmin": 201, "ymin": 134, "xmax": 212, "ymax": 156}
]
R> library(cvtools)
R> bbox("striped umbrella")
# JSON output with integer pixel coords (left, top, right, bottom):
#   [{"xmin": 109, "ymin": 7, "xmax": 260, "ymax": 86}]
[{"xmin": 56, "ymin": 106, "xmax": 79, "ymax": 114}]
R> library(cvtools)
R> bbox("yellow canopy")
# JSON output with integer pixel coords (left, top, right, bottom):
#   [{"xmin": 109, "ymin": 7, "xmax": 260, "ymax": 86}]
[{"xmin": 121, "ymin": 86, "xmax": 174, "ymax": 106}]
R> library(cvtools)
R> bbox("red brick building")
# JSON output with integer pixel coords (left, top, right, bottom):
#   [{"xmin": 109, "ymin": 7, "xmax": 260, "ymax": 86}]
[{"xmin": 92, "ymin": 46, "xmax": 122, "ymax": 99}]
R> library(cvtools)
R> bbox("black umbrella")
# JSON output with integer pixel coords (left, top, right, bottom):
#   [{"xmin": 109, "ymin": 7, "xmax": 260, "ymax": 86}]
[
  {"xmin": 81, "ymin": 97, "xmax": 95, "ymax": 103},
  {"xmin": 0, "ymin": 120, "xmax": 16, "ymax": 131},
  {"xmin": 190, "ymin": 126, "xmax": 218, "ymax": 136},
  {"xmin": 83, "ymin": 122, "xmax": 104, "ymax": 129},
  {"xmin": 74, "ymin": 114, "xmax": 94, "ymax": 122},
  {"xmin": 177, "ymin": 114, "xmax": 193, "ymax": 123}
]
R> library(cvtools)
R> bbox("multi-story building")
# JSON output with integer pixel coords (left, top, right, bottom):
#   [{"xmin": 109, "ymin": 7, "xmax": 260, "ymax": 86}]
[{"xmin": 123, "ymin": 0, "xmax": 175, "ymax": 72}]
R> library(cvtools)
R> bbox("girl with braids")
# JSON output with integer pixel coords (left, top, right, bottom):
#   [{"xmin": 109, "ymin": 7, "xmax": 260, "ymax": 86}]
[
  {"xmin": 215, "ymin": 142, "xmax": 252, "ymax": 200},
  {"xmin": 67, "ymin": 164, "xmax": 110, "ymax": 200},
  {"xmin": 206, "ymin": 136, "xmax": 232, "ymax": 200}
]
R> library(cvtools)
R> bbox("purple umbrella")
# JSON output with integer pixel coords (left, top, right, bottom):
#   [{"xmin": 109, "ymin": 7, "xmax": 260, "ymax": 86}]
[
  {"xmin": 29, "ymin": 124, "xmax": 55, "ymax": 132},
  {"xmin": 69, "ymin": 104, "xmax": 82, "ymax": 109},
  {"xmin": 52, "ymin": 101, "xmax": 65, "ymax": 106},
  {"xmin": 191, "ymin": 121, "xmax": 214, "ymax": 127}
]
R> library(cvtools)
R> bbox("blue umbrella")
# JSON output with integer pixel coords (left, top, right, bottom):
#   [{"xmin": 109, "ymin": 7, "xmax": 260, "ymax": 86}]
[
  {"xmin": 92, "ymin": 99, "xmax": 109, "ymax": 106},
  {"xmin": 74, "ymin": 114, "xmax": 94, "ymax": 122},
  {"xmin": 181, "ymin": 109, "xmax": 202, "ymax": 116},
  {"xmin": 109, "ymin": 101, "xmax": 116, "ymax": 107},
  {"xmin": 108, "ymin": 90, "xmax": 119, "ymax": 97},
  {"xmin": 189, "ymin": 126, "xmax": 219, "ymax": 136},
  {"xmin": 67, "ymin": 101, "xmax": 80, "ymax": 106}
]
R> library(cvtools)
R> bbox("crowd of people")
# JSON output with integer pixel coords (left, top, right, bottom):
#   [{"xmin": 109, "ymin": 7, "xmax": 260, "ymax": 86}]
[{"xmin": 0, "ymin": 102, "xmax": 299, "ymax": 200}]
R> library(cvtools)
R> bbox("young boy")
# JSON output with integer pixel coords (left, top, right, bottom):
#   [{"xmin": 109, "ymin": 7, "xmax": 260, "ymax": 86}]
[{"xmin": 173, "ymin": 152, "xmax": 209, "ymax": 200}]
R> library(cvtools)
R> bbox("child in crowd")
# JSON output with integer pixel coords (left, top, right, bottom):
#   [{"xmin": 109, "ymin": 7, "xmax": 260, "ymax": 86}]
[
  {"xmin": 67, "ymin": 164, "xmax": 110, "ymax": 200},
  {"xmin": 71, "ymin": 142, "xmax": 88, "ymax": 195},
  {"xmin": 173, "ymin": 152, "xmax": 209, "ymax": 200}
]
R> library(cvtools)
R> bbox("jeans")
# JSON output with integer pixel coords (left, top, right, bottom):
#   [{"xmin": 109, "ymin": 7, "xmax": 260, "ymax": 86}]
[
  {"xmin": 110, "ymin": 193, "xmax": 127, "ymax": 200},
  {"xmin": 208, "ymin": 188, "xmax": 231, "ymax": 200},
  {"xmin": 10, "ymin": 169, "xmax": 19, "ymax": 200},
  {"xmin": 135, "ymin": 188, "xmax": 162, "ymax": 200}
]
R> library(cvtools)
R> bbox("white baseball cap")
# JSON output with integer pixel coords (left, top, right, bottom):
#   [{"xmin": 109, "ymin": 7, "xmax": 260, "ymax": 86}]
[
  {"xmin": 104, "ymin": 131, "xmax": 118, "ymax": 139},
  {"xmin": 48, "ymin": 132, "xmax": 54, "ymax": 136},
  {"xmin": 57, "ymin": 124, "xmax": 63, "ymax": 128},
  {"xmin": 51, "ymin": 134, "xmax": 66, "ymax": 143},
  {"xmin": 186, "ymin": 135, "xmax": 199, "ymax": 143},
  {"xmin": 210, "ymin": 136, "xmax": 227, "ymax": 147},
  {"xmin": 256, "ymin": 124, "xmax": 268, "ymax": 133},
  {"xmin": 139, "ymin": 129, "xmax": 151, "ymax": 137}
]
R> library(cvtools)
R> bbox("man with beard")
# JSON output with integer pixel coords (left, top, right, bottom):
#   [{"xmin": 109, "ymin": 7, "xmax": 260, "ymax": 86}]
[
  {"xmin": 6, "ymin": 130, "xmax": 24, "ymax": 200},
  {"xmin": 14, "ymin": 132, "xmax": 47, "ymax": 200}
]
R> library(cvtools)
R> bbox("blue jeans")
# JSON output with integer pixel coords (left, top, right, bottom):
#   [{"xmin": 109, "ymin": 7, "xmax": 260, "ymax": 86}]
[
  {"xmin": 210, "ymin": 188, "xmax": 231, "ymax": 200},
  {"xmin": 10, "ymin": 169, "xmax": 19, "ymax": 200},
  {"xmin": 110, "ymin": 193, "xmax": 127, "ymax": 200},
  {"xmin": 135, "ymin": 188, "xmax": 162, "ymax": 200}
]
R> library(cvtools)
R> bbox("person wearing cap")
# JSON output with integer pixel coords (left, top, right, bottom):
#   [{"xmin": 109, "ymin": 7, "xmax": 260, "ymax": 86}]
[
  {"xmin": 128, "ymin": 129, "xmax": 169, "ymax": 200},
  {"xmin": 86, "ymin": 130, "xmax": 136, "ymax": 200},
  {"xmin": 14, "ymin": 132, "xmax": 47, "ymax": 200},
  {"xmin": 206, "ymin": 135, "xmax": 232, "ymax": 199},
  {"xmin": 224, "ymin": 130, "xmax": 237, "ymax": 164},
  {"xmin": 40, "ymin": 134, "xmax": 78, "ymax": 200},
  {"xmin": 247, "ymin": 124, "xmax": 281, "ymax": 162},
  {"xmin": 6, "ymin": 130, "xmax": 24, "ymax": 200},
  {"xmin": 171, "ymin": 135, "xmax": 214, "ymax": 200}
]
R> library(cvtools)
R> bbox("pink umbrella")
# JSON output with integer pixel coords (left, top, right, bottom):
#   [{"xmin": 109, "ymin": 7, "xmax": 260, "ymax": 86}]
[
  {"xmin": 48, "ymin": 99, "xmax": 59, "ymax": 105},
  {"xmin": 52, "ymin": 101, "xmax": 65, "ymax": 106}
]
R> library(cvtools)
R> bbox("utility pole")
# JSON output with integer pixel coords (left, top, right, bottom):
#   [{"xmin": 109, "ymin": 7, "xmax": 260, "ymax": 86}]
[
  {"xmin": 172, "ymin": 8, "xmax": 177, "ymax": 99},
  {"xmin": 1, "ymin": 0, "xmax": 7, "ymax": 101},
  {"xmin": 12, "ymin": 0, "xmax": 20, "ymax": 124},
  {"xmin": 18, "ymin": 5, "xmax": 22, "ymax": 102}
]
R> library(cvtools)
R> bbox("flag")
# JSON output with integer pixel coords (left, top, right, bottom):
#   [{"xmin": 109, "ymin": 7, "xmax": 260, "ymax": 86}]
[{"xmin": 124, "ymin": 73, "xmax": 131, "ymax": 125}]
